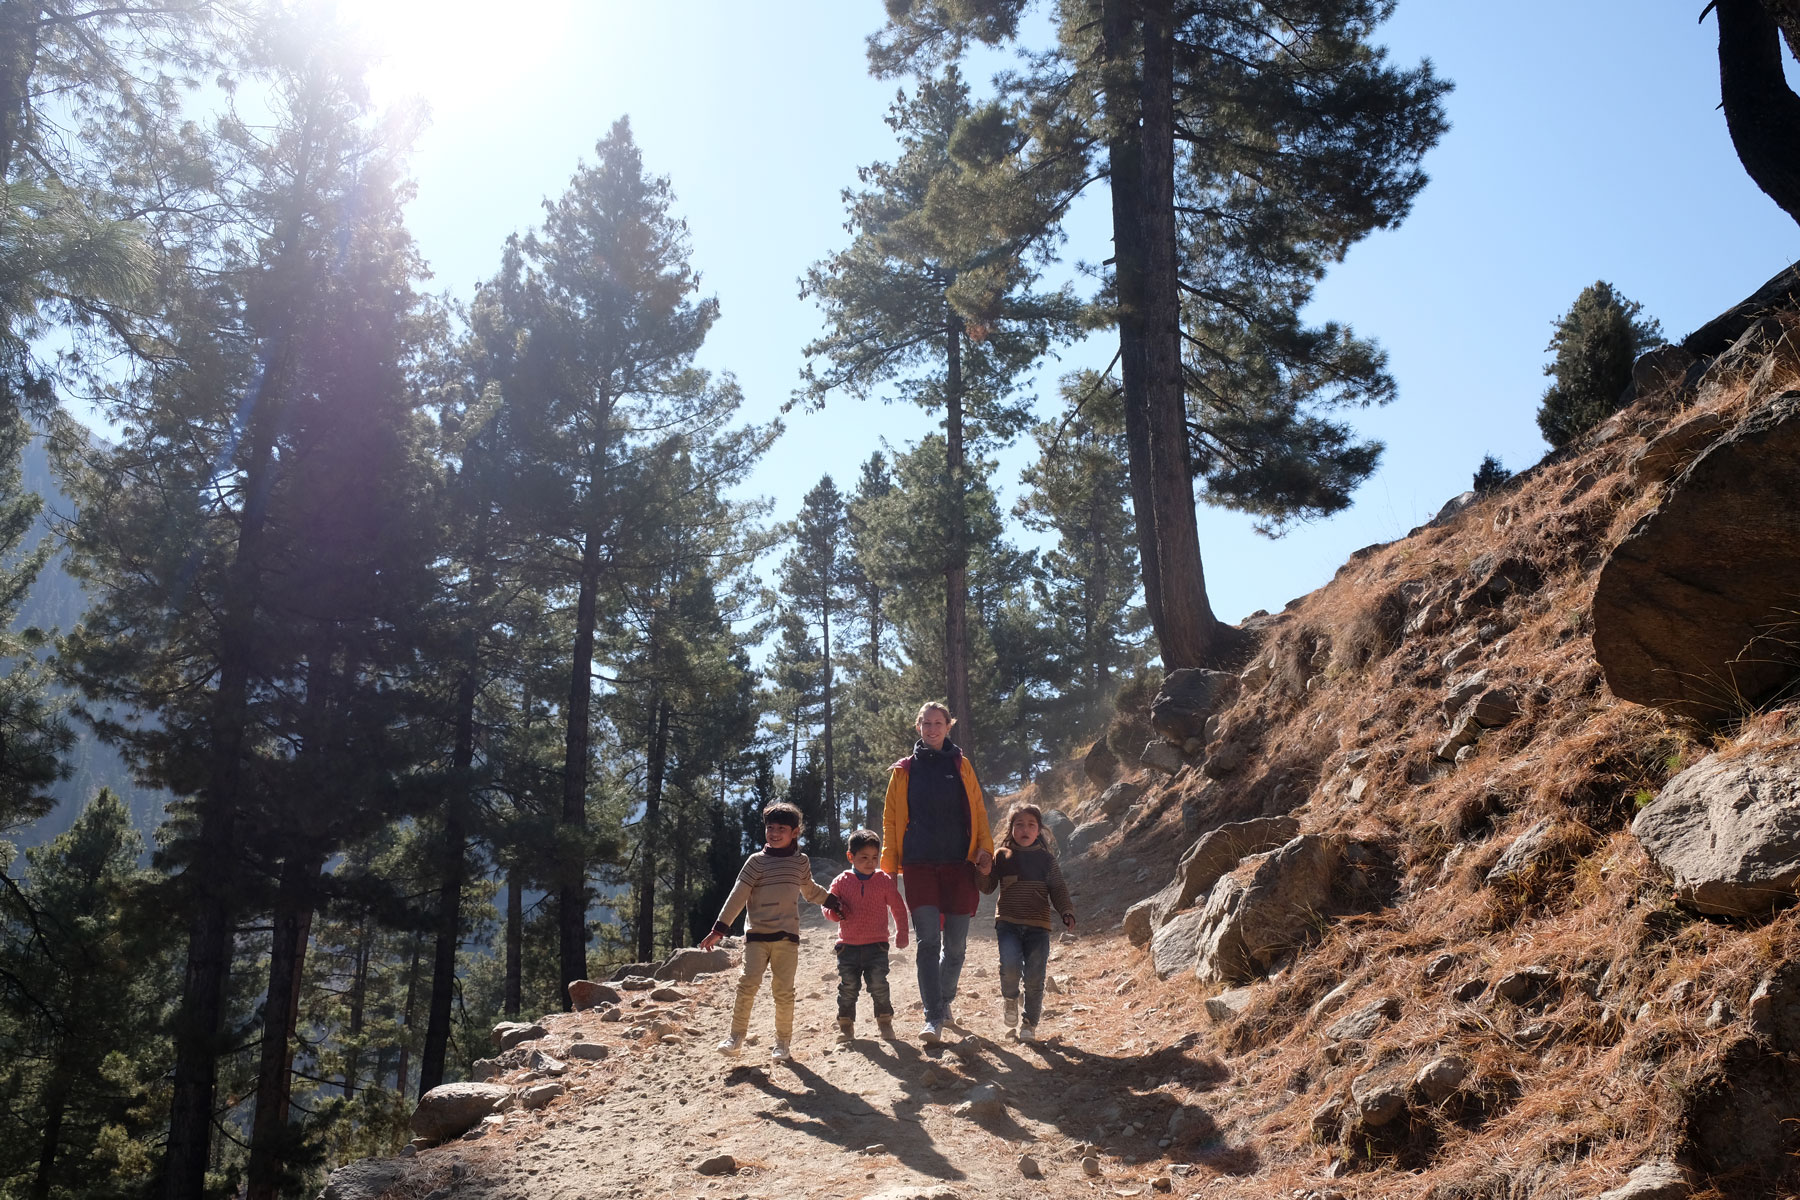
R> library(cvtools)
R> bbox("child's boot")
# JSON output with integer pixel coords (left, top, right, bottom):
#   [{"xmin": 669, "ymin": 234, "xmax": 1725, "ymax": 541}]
[
  {"xmin": 877, "ymin": 1015, "xmax": 896, "ymax": 1039},
  {"xmin": 836, "ymin": 1018, "xmax": 855, "ymax": 1046}
]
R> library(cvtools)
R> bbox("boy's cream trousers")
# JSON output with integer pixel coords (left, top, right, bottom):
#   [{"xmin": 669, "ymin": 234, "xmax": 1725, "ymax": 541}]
[{"xmin": 731, "ymin": 939, "xmax": 798, "ymax": 1041}]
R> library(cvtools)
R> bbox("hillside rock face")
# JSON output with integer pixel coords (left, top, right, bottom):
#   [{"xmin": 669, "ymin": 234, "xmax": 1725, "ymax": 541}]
[
  {"xmin": 1127, "ymin": 816, "xmax": 1301, "ymax": 946},
  {"xmin": 1150, "ymin": 669, "xmax": 1238, "ymax": 742},
  {"xmin": 1594, "ymin": 390, "xmax": 1800, "ymax": 721},
  {"xmin": 1632, "ymin": 749, "xmax": 1800, "ymax": 915}
]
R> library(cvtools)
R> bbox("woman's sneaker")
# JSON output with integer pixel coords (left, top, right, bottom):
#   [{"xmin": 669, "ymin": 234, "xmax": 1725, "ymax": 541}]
[
  {"xmin": 919, "ymin": 1020, "xmax": 942, "ymax": 1043},
  {"xmin": 716, "ymin": 1033, "xmax": 744, "ymax": 1055}
]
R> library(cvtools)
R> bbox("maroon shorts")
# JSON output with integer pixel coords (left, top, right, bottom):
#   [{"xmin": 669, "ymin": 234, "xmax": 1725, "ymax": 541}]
[{"xmin": 901, "ymin": 861, "xmax": 979, "ymax": 918}]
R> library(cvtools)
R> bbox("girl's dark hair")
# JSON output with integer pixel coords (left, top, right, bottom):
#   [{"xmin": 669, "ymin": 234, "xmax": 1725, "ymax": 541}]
[
  {"xmin": 847, "ymin": 828, "xmax": 881, "ymax": 854},
  {"xmin": 763, "ymin": 801, "xmax": 803, "ymax": 829},
  {"xmin": 1000, "ymin": 801, "xmax": 1054, "ymax": 853}
]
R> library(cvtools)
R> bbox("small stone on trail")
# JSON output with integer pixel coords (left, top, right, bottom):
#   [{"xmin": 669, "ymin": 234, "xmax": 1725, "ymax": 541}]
[
  {"xmin": 567, "ymin": 1042, "xmax": 608, "ymax": 1060},
  {"xmin": 1081, "ymin": 1156, "xmax": 1103, "ymax": 1177},
  {"xmin": 1152, "ymin": 1176, "xmax": 1173, "ymax": 1193},
  {"xmin": 696, "ymin": 1153, "xmax": 737, "ymax": 1176},
  {"xmin": 1018, "ymin": 1154, "xmax": 1043, "ymax": 1179},
  {"xmin": 599, "ymin": 1007, "xmax": 622, "ymax": 1023},
  {"xmin": 519, "ymin": 1081, "xmax": 564, "ymax": 1109},
  {"xmin": 649, "ymin": 986, "xmax": 688, "ymax": 1002},
  {"xmin": 861, "ymin": 1144, "xmax": 887, "ymax": 1155}
]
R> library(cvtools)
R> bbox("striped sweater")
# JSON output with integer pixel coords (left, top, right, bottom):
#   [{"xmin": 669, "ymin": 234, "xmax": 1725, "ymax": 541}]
[
  {"xmin": 976, "ymin": 843, "xmax": 1075, "ymax": 931},
  {"xmin": 824, "ymin": 868, "xmax": 909, "ymax": 947},
  {"xmin": 712, "ymin": 847, "xmax": 832, "ymax": 942}
]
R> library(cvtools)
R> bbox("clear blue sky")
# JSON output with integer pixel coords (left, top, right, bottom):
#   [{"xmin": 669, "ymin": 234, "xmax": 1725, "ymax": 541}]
[{"xmin": 359, "ymin": 0, "xmax": 1800, "ymax": 627}]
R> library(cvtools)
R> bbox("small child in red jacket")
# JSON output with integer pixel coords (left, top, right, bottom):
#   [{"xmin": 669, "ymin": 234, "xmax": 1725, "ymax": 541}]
[{"xmin": 824, "ymin": 828, "xmax": 910, "ymax": 1044}]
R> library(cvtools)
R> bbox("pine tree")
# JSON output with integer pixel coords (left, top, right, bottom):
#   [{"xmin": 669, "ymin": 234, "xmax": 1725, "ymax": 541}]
[
  {"xmin": 799, "ymin": 68, "xmax": 1080, "ymax": 753},
  {"xmin": 0, "ymin": 791, "xmax": 174, "ymax": 1200},
  {"xmin": 1535, "ymin": 281, "xmax": 1661, "ymax": 450},
  {"xmin": 776, "ymin": 477, "xmax": 856, "ymax": 849},
  {"xmin": 871, "ymin": 0, "xmax": 1449, "ymax": 667}
]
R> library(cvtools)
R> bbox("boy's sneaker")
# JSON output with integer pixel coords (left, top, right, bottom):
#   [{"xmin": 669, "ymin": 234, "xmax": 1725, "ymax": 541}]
[
  {"xmin": 919, "ymin": 1020, "xmax": 942, "ymax": 1043},
  {"xmin": 835, "ymin": 1020, "xmax": 855, "ymax": 1046},
  {"xmin": 716, "ymin": 1033, "xmax": 744, "ymax": 1056},
  {"xmin": 1017, "ymin": 1021, "xmax": 1038, "ymax": 1042},
  {"xmin": 876, "ymin": 1016, "xmax": 896, "ymax": 1039},
  {"xmin": 1003, "ymin": 997, "xmax": 1019, "ymax": 1028},
  {"xmin": 770, "ymin": 1041, "xmax": 792, "ymax": 1061}
]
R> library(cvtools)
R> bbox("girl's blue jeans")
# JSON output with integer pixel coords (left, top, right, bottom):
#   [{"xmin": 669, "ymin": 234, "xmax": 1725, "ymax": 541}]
[
  {"xmin": 909, "ymin": 905, "xmax": 970, "ymax": 1024},
  {"xmin": 996, "ymin": 920, "xmax": 1051, "ymax": 1025}
]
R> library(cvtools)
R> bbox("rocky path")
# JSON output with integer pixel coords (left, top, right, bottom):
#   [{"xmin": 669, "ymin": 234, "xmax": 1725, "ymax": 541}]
[{"xmin": 385, "ymin": 904, "xmax": 1258, "ymax": 1200}]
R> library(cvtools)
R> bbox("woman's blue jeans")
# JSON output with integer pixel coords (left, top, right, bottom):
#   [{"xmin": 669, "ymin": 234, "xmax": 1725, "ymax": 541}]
[
  {"xmin": 996, "ymin": 920, "xmax": 1051, "ymax": 1024},
  {"xmin": 910, "ymin": 905, "xmax": 970, "ymax": 1024}
]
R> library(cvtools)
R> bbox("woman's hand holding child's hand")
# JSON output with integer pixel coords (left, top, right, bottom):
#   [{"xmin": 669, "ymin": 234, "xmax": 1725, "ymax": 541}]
[{"xmin": 975, "ymin": 849, "xmax": 994, "ymax": 875}]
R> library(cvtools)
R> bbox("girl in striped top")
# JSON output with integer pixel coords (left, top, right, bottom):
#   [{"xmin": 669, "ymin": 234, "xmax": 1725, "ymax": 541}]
[{"xmin": 976, "ymin": 801, "xmax": 1076, "ymax": 1042}]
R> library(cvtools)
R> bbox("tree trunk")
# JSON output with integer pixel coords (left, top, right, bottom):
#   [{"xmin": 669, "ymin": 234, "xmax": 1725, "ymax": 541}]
[
  {"xmin": 1138, "ymin": 0, "xmax": 1225, "ymax": 670},
  {"xmin": 342, "ymin": 915, "xmax": 372, "ymax": 1100},
  {"xmin": 634, "ymin": 692, "xmax": 670, "ymax": 962},
  {"xmin": 246, "ymin": 851, "xmax": 322, "ymax": 1200},
  {"xmin": 821, "ymin": 589, "xmax": 838, "ymax": 847},
  {"xmin": 1101, "ymin": 0, "xmax": 1169, "ymax": 652},
  {"xmin": 420, "ymin": 647, "xmax": 478, "ymax": 1090},
  {"xmin": 1717, "ymin": 0, "xmax": 1800, "ymax": 227},
  {"xmin": 28, "ymin": 1048, "xmax": 70, "ymax": 1200},
  {"xmin": 559, "ymin": 529, "xmax": 603, "ymax": 992},
  {"xmin": 164, "ymin": 389, "xmax": 279, "ymax": 1200},
  {"xmin": 667, "ymin": 805, "xmax": 689, "ymax": 952},
  {"xmin": 395, "ymin": 933, "xmax": 421, "ymax": 1102},
  {"xmin": 942, "ymin": 319, "xmax": 974, "ymax": 752},
  {"xmin": 504, "ymin": 872, "xmax": 523, "ymax": 1018}
]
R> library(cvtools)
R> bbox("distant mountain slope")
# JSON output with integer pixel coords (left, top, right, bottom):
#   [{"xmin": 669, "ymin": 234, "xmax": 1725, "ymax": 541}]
[{"xmin": 10, "ymin": 433, "xmax": 169, "ymax": 847}]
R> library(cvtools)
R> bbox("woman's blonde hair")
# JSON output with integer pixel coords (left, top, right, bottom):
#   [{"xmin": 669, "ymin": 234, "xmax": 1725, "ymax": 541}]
[
  {"xmin": 999, "ymin": 801, "xmax": 1054, "ymax": 853},
  {"xmin": 914, "ymin": 700, "xmax": 955, "ymax": 728}
]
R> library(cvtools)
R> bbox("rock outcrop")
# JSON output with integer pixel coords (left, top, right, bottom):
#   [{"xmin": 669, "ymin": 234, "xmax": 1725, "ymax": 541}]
[
  {"xmin": 1594, "ymin": 391, "xmax": 1800, "ymax": 721},
  {"xmin": 1631, "ymin": 749, "xmax": 1800, "ymax": 914},
  {"xmin": 1191, "ymin": 835, "xmax": 1342, "ymax": 984},
  {"xmin": 410, "ymin": 1082, "xmax": 514, "ymax": 1142}
]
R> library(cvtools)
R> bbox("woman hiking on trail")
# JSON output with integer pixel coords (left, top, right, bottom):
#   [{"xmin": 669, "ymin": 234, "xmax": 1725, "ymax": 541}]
[{"xmin": 880, "ymin": 701, "xmax": 993, "ymax": 1043}]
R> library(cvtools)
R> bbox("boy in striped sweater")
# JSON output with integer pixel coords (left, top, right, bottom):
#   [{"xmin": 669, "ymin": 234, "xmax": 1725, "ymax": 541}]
[
  {"xmin": 823, "ymin": 828, "xmax": 909, "ymax": 1045},
  {"xmin": 701, "ymin": 802, "xmax": 840, "ymax": 1061},
  {"xmin": 976, "ymin": 801, "xmax": 1076, "ymax": 1042}
]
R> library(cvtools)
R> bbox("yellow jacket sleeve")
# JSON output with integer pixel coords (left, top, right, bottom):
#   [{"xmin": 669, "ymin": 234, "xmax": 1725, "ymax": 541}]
[
  {"xmin": 961, "ymin": 757, "xmax": 994, "ymax": 861},
  {"xmin": 880, "ymin": 768, "xmax": 907, "ymax": 877}
]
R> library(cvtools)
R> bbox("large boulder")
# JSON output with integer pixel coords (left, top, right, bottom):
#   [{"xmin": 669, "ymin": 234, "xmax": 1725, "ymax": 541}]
[
  {"xmin": 1149, "ymin": 907, "xmax": 1208, "ymax": 980},
  {"xmin": 1681, "ymin": 263, "xmax": 1800, "ymax": 356},
  {"xmin": 1151, "ymin": 816, "xmax": 1301, "ymax": 928},
  {"xmin": 568, "ymin": 979, "xmax": 621, "ymax": 1010},
  {"xmin": 1149, "ymin": 669, "xmax": 1239, "ymax": 743},
  {"xmin": 1631, "ymin": 750, "xmax": 1800, "ymax": 915},
  {"xmin": 655, "ymin": 947, "xmax": 731, "ymax": 982},
  {"xmin": 1192, "ymin": 835, "xmax": 1342, "ymax": 984},
  {"xmin": 1096, "ymin": 779, "xmax": 1146, "ymax": 819},
  {"xmin": 1593, "ymin": 391, "xmax": 1800, "ymax": 721},
  {"xmin": 1083, "ymin": 738, "xmax": 1119, "ymax": 784},
  {"xmin": 316, "ymin": 1158, "xmax": 409, "ymax": 1200},
  {"xmin": 410, "ymin": 1082, "xmax": 514, "ymax": 1142},
  {"xmin": 1068, "ymin": 819, "xmax": 1110, "ymax": 858}
]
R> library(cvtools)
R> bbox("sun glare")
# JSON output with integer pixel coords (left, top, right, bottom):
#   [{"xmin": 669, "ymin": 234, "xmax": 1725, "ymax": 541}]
[{"xmin": 342, "ymin": 0, "xmax": 575, "ymax": 115}]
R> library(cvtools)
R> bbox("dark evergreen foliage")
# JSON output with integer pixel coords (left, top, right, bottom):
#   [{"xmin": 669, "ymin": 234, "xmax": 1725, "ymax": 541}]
[{"xmin": 1535, "ymin": 281, "xmax": 1662, "ymax": 449}]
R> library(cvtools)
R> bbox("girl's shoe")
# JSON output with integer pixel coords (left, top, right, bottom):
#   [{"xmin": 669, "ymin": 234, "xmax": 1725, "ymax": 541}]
[
  {"xmin": 771, "ymin": 1041, "xmax": 792, "ymax": 1060},
  {"xmin": 717, "ymin": 1034, "xmax": 744, "ymax": 1055},
  {"xmin": 919, "ymin": 1020, "xmax": 942, "ymax": 1043},
  {"xmin": 1003, "ymin": 997, "xmax": 1019, "ymax": 1028},
  {"xmin": 1017, "ymin": 1022, "xmax": 1038, "ymax": 1042}
]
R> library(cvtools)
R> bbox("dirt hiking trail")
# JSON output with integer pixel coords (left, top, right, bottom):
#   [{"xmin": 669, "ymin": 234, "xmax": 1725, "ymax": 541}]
[{"xmin": 394, "ymin": 858, "xmax": 1265, "ymax": 1200}]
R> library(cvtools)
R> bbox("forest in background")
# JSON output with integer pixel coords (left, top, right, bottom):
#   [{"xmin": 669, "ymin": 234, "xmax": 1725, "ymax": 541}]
[{"xmin": 3, "ymin": 0, "xmax": 1789, "ymax": 1198}]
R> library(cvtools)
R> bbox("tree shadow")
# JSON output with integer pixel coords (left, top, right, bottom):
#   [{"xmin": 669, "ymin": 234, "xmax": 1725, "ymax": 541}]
[
  {"xmin": 966, "ymin": 1035, "xmax": 1257, "ymax": 1173},
  {"xmin": 724, "ymin": 1057, "xmax": 964, "ymax": 1181}
]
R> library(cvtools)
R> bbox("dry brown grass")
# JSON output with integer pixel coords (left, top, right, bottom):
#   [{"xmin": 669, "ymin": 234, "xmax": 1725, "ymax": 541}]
[{"xmin": 1069, "ymin": 328, "xmax": 1800, "ymax": 1198}]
